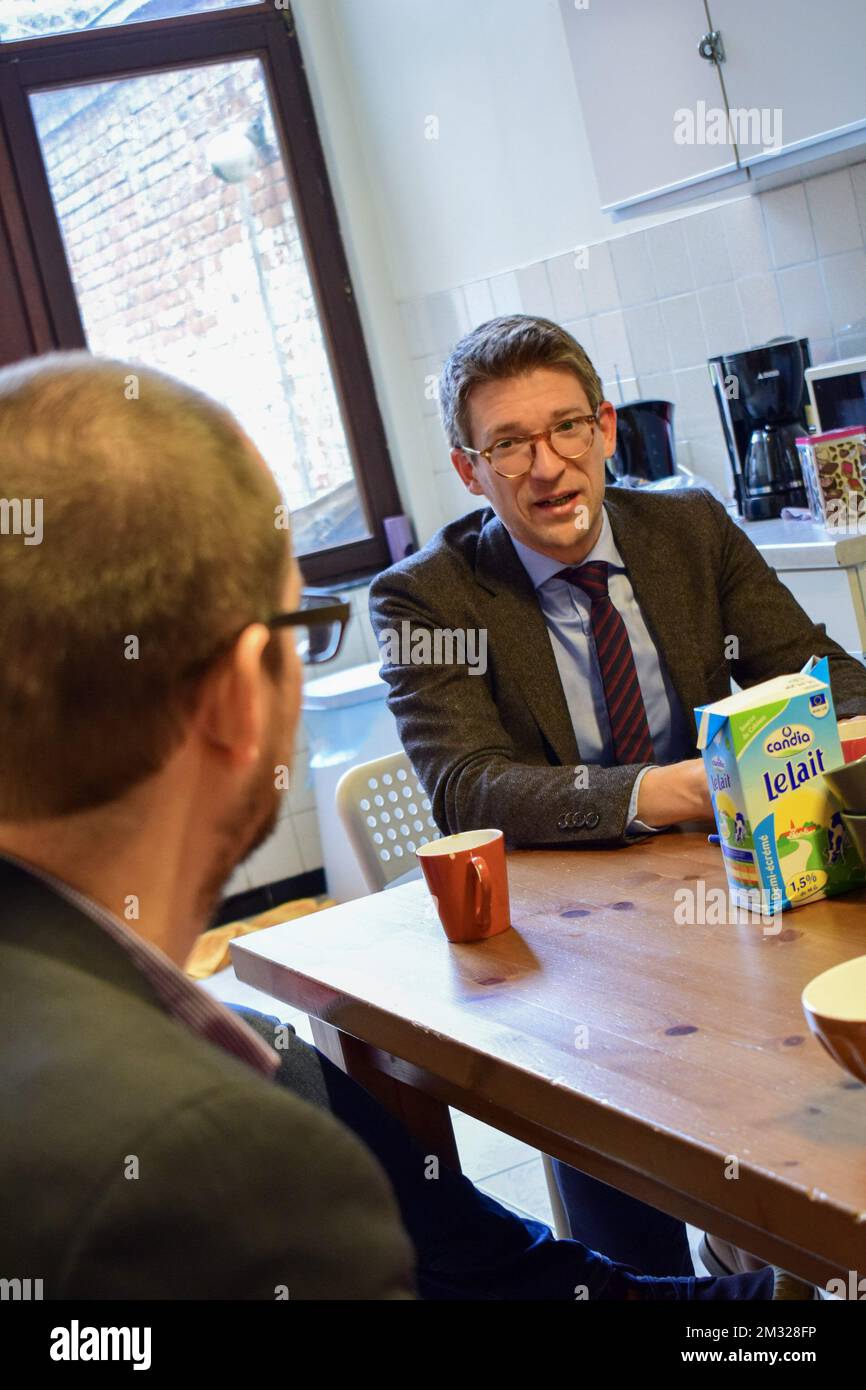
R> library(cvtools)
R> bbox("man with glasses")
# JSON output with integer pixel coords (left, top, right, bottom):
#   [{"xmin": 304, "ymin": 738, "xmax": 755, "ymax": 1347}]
[
  {"xmin": 0, "ymin": 352, "xmax": 807, "ymax": 1300},
  {"xmin": 370, "ymin": 314, "xmax": 866, "ymax": 1282}
]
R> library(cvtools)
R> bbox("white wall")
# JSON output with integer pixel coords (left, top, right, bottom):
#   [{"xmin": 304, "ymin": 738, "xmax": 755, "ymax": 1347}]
[
  {"xmin": 310, "ymin": 0, "xmax": 732, "ymax": 299},
  {"xmin": 291, "ymin": 0, "xmax": 749, "ymax": 547}
]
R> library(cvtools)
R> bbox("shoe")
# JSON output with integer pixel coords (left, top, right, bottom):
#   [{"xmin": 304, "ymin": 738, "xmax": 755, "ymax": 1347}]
[
  {"xmin": 700, "ymin": 1233, "xmax": 818, "ymax": 1298},
  {"xmin": 699, "ymin": 1232, "xmax": 766, "ymax": 1275}
]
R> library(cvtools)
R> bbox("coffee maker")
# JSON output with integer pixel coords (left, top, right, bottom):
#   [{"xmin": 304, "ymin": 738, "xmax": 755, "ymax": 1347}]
[
  {"xmin": 607, "ymin": 399, "xmax": 677, "ymax": 484},
  {"xmin": 708, "ymin": 337, "xmax": 811, "ymax": 520}
]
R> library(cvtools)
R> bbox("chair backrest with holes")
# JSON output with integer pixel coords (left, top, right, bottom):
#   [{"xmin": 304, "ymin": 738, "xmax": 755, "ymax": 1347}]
[{"xmin": 335, "ymin": 751, "xmax": 440, "ymax": 892}]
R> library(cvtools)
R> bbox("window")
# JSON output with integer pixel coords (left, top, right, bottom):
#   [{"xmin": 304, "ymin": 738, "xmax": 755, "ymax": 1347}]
[
  {"xmin": 0, "ymin": 0, "xmax": 259, "ymax": 45},
  {"xmin": 0, "ymin": 4, "xmax": 401, "ymax": 581}
]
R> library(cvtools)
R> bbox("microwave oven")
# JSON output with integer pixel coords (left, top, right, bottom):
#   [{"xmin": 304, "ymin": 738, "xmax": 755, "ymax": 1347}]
[{"xmin": 805, "ymin": 355, "xmax": 866, "ymax": 433}]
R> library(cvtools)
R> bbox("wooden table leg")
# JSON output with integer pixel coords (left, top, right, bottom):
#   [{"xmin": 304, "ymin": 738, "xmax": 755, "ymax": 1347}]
[{"xmin": 310, "ymin": 1017, "xmax": 461, "ymax": 1173}]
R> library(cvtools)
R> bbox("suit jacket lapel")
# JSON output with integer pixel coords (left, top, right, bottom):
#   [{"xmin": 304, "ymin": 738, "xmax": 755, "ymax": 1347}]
[
  {"xmin": 474, "ymin": 513, "xmax": 580, "ymax": 766},
  {"xmin": 604, "ymin": 490, "xmax": 703, "ymax": 733}
]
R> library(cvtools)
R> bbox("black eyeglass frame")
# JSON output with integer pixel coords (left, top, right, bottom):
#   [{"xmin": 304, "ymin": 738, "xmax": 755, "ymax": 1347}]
[
  {"xmin": 266, "ymin": 589, "xmax": 351, "ymax": 665},
  {"xmin": 181, "ymin": 589, "xmax": 351, "ymax": 682}
]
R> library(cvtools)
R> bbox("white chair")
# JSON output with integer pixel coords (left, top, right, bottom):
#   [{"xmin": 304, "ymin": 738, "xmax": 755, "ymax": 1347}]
[
  {"xmin": 335, "ymin": 750, "xmax": 437, "ymax": 891},
  {"xmin": 335, "ymin": 749, "xmax": 571, "ymax": 1239}
]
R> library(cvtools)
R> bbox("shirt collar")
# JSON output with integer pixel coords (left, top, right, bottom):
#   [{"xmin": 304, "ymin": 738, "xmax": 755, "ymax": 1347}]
[
  {"xmin": 0, "ymin": 850, "xmax": 279, "ymax": 1080},
  {"xmin": 509, "ymin": 504, "xmax": 624, "ymax": 590}
]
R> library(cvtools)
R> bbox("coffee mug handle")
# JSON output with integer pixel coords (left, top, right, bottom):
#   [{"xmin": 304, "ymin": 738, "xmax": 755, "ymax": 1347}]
[{"xmin": 471, "ymin": 854, "xmax": 491, "ymax": 931}]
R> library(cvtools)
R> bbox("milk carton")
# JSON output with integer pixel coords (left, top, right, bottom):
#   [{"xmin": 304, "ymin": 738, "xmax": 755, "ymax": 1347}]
[{"xmin": 695, "ymin": 657, "xmax": 865, "ymax": 914}]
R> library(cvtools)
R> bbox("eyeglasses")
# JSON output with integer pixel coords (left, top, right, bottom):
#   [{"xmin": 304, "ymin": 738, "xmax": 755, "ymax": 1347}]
[
  {"xmin": 460, "ymin": 412, "xmax": 600, "ymax": 478},
  {"xmin": 180, "ymin": 589, "xmax": 351, "ymax": 683},
  {"xmin": 267, "ymin": 589, "xmax": 350, "ymax": 665}
]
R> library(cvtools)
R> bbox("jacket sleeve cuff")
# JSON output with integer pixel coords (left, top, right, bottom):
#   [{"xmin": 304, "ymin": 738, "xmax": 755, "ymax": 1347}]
[{"xmin": 625, "ymin": 765, "xmax": 661, "ymax": 836}]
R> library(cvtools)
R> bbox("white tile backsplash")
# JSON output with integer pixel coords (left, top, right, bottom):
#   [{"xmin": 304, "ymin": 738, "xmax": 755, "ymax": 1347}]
[
  {"xmin": 673, "ymin": 364, "xmax": 719, "ymax": 435},
  {"xmin": 776, "ymin": 261, "xmax": 832, "ymax": 342},
  {"xmin": 609, "ymin": 231, "xmax": 655, "ymax": 307},
  {"xmin": 635, "ymin": 369, "xmax": 678, "ymax": 408},
  {"xmin": 464, "ymin": 278, "xmax": 496, "ymax": 326},
  {"xmin": 438, "ymin": 467, "xmax": 486, "ymax": 528},
  {"xmin": 516, "ymin": 262, "xmax": 555, "ymax": 318},
  {"xmin": 546, "ymin": 251, "xmax": 588, "ymax": 320},
  {"xmin": 686, "ymin": 431, "xmax": 731, "ymax": 498},
  {"xmin": 223, "ymin": 861, "xmax": 250, "ymax": 898},
  {"xmin": 606, "ymin": 374, "xmax": 638, "ymax": 407},
  {"xmin": 659, "ymin": 293, "xmax": 706, "ymax": 370},
  {"xmin": 736, "ymin": 271, "xmax": 785, "ymax": 343},
  {"xmin": 399, "ymin": 298, "xmax": 436, "ymax": 357},
  {"xmin": 852, "ymin": 164, "xmax": 866, "ymax": 242},
  {"xmin": 425, "ymin": 410, "xmax": 452, "ymax": 474},
  {"xmin": 293, "ymin": 808, "xmax": 322, "ymax": 875},
  {"xmin": 582, "ymin": 241, "xmax": 620, "ymax": 314},
  {"xmin": 722, "ymin": 196, "xmax": 772, "ymax": 277},
  {"xmin": 562, "ymin": 315, "xmax": 596, "ymax": 363},
  {"xmin": 245, "ymin": 816, "xmax": 303, "ymax": 890},
  {"xmin": 822, "ymin": 248, "xmax": 866, "ymax": 336},
  {"xmin": 684, "ymin": 209, "xmax": 732, "ymax": 287},
  {"xmin": 762, "ymin": 183, "xmax": 817, "ymax": 268},
  {"xmin": 805, "ymin": 170, "xmax": 863, "ymax": 258},
  {"xmin": 697, "ymin": 282, "xmax": 747, "ymax": 358},
  {"xmin": 624, "ymin": 301, "xmax": 669, "ymax": 377},
  {"xmin": 426, "ymin": 287, "xmax": 470, "ymax": 354},
  {"xmin": 645, "ymin": 220, "xmax": 693, "ymax": 298},
  {"xmin": 414, "ymin": 353, "xmax": 443, "ymax": 416},
  {"xmin": 489, "ymin": 270, "xmax": 522, "ymax": 315},
  {"xmin": 810, "ymin": 337, "xmax": 842, "ymax": 366},
  {"xmin": 591, "ymin": 309, "xmax": 634, "ymax": 383},
  {"xmin": 836, "ymin": 331, "xmax": 866, "ymax": 359}
]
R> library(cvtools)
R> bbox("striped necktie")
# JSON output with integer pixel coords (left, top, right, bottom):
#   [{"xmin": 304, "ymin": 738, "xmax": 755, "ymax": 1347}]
[{"xmin": 558, "ymin": 560, "xmax": 655, "ymax": 765}]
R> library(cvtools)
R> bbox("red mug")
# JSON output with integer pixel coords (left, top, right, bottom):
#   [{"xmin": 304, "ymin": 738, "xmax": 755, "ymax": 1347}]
[
  {"xmin": 417, "ymin": 829, "xmax": 511, "ymax": 943},
  {"xmin": 840, "ymin": 716, "xmax": 866, "ymax": 765}
]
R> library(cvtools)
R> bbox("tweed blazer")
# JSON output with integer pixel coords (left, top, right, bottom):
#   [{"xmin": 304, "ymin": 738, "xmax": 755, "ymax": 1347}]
[
  {"xmin": 369, "ymin": 487, "xmax": 866, "ymax": 847},
  {"xmin": 0, "ymin": 858, "xmax": 415, "ymax": 1299}
]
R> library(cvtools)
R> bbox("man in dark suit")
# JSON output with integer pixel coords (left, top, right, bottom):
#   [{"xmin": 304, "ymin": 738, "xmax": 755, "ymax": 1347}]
[
  {"xmin": 1, "ymin": 352, "xmax": 791, "ymax": 1301},
  {"xmin": 369, "ymin": 314, "xmax": 866, "ymax": 1279},
  {"xmin": 0, "ymin": 353, "xmax": 415, "ymax": 1300}
]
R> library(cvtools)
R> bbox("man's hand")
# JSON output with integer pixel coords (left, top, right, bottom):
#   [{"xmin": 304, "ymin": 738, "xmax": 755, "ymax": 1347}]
[{"xmin": 636, "ymin": 759, "xmax": 713, "ymax": 829}]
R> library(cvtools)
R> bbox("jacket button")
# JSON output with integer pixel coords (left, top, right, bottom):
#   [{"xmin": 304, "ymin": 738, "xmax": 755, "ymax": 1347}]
[
  {"xmin": 573, "ymin": 812, "xmax": 586, "ymax": 829},
  {"xmin": 585, "ymin": 811, "xmax": 600, "ymax": 829},
  {"xmin": 557, "ymin": 814, "xmax": 569, "ymax": 830}
]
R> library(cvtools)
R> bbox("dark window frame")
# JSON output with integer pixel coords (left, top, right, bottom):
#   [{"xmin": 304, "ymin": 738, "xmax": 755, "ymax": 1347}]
[{"xmin": 0, "ymin": 3, "xmax": 403, "ymax": 584}]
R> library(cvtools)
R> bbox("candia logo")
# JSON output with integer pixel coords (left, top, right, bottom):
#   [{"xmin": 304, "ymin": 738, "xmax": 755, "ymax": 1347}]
[
  {"xmin": 711, "ymin": 755, "xmax": 725, "ymax": 772},
  {"xmin": 764, "ymin": 724, "xmax": 814, "ymax": 758}
]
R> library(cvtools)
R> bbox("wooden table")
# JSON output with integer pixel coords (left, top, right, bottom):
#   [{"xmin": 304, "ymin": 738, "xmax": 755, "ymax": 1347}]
[{"xmin": 231, "ymin": 830, "xmax": 866, "ymax": 1285}]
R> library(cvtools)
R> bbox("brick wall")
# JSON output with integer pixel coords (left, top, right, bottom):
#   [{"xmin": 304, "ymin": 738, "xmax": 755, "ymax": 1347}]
[{"xmin": 33, "ymin": 56, "xmax": 353, "ymax": 515}]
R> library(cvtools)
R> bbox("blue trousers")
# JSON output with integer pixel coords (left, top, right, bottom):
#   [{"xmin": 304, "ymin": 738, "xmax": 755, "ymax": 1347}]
[
  {"xmin": 551, "ymin": 1159, "xmax": 695, "ymax": 1276},
  {"xmin": 234, "ymin": 1006, "xmax": 773, "ymax": 1301}
]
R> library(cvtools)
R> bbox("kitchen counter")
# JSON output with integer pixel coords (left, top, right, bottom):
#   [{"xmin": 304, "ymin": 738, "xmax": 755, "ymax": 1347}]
[
  {"xmin": 735, "ymin": 512, "xmax": 866, "ymax": 651},
  {"xmin": 737, "ymin": 513, "xmax": 866, "ymax": 571}
]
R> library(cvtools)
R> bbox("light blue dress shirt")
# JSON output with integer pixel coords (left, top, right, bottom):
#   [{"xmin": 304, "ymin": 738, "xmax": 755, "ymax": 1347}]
[{"xmin": 510, "ymin": 508, "xmax": 694, "ymax": 830}]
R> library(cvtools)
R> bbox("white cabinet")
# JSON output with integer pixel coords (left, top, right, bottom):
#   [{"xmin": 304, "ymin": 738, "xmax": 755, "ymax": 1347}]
[
  {"xmin": 559, "ymin": 0, "xmax": 740, "ymax": 212},
  {"xmin": 710, "ymin": 0, "xmax": 866, "ymax": 176},
  {"xmin": 560, "ymin": 0, "xmax": 866, "ymax": 215},
  {"xmin": 747, "ymin": 515, "xmax": 866, "ymax": 653}
]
